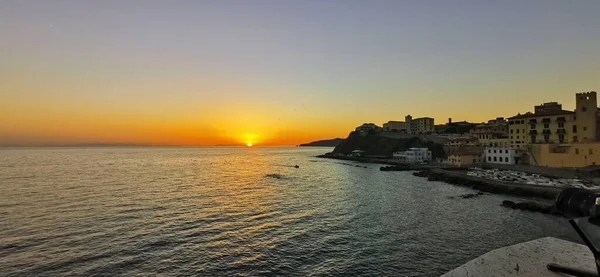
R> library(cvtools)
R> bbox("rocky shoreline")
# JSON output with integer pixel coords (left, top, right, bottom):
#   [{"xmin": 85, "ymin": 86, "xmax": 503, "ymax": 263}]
[
  {"xmin": 319, "ymin": 154, "xmax": 564, "ymax": 216},
  {"xmin": 411, "ymin": 169, "xmax": 562, "ymax": 200}
]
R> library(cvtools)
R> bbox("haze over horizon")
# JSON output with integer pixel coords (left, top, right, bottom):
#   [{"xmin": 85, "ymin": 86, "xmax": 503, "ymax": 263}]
[{"xmin": 2, "ymin": 0, "xmax": 599, "ymax": 146}]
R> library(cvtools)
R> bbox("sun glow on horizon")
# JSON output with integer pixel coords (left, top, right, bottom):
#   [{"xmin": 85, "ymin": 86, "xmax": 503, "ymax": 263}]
[{"xmin": 247, "ymin": 143, "xmax": 253, "ymax": 147}]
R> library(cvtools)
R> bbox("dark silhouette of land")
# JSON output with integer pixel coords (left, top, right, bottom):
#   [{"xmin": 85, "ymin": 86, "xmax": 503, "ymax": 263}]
[{"xmin": 299, "ymin": 138, "xmax": 345, "ymax": 147}]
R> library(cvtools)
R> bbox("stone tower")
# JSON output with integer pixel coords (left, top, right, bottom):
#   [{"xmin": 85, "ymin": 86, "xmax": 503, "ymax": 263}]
[
  {"xmin": 575, "ymin": 91, "xmax": 598, "ymax": 142},
  {"xmin": 405, "ymin": 115, "xmax": 413, "ymax": 134}
]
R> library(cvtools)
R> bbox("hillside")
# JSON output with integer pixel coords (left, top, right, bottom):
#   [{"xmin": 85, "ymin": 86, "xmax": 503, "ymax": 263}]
[
  {"xmin": 299, "ymin": 138, "xmax": 345, "ymax": 147},
  {"xmin": 332, "ymin": 132, "xmax": 446, "ymax": 158}
]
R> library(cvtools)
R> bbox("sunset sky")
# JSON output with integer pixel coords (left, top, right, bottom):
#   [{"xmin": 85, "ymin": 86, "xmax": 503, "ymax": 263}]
[{"xmin": 1, "ymin": 0, "xmax": 599, "ymax": 146}]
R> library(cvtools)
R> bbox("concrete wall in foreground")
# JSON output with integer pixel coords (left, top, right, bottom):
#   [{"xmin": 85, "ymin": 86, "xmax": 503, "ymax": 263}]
[{"xmin": 442, "ymin": 237, "xmax": 595, "ymax": 277}]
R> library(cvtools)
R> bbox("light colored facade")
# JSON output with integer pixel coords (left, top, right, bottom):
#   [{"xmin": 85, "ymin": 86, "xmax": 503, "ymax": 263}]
[
  {"xmin": 393, "ymin": 148, "xmax": 432, "ymax": 163},
  {"xmin": 446, "ymin": 152, "xmax": 482, "ymax": 167},
  {"xmin": 406, "ymin": 115, "xmax": 435, "ymax": 134},
  {"xmin": 484, "ymin": 147, "xmax": 521, "ymax": 164},
  {"xmin": 478, "ymin": 137, "xmax": 510, "ymax": 148},
  {"xmin": 528, "ymin": 143, "xmax": 600, "ymax": 167},
  {"xmin": 470, "ymin": 124, "xmax": 508, "ymax": 137},
  {"xmin": 508, "ymin": 91, "xmax": 599, "ymax": 148},
  {"xmin": 382, "ymin": 121, "xmax": 407, "ymax": 132}
]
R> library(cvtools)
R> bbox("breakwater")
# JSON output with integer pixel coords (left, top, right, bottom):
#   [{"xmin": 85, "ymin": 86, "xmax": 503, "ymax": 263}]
[{"xmin": 413, "ymin": 169, "xmax": 563, "ymax": 200}]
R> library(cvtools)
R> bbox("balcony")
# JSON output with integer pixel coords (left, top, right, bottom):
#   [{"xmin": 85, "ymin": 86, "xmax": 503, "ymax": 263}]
[
  {"xmin": 557, "ymin": 129, "xmax": 567, "ymax": 134},
  {"xmin": 542, "ymin": 129, "xmax": 552, "ymax": 134},
  {"xmin": 529, "ymin": 130, "xmax": 538, "ymax": 134}
]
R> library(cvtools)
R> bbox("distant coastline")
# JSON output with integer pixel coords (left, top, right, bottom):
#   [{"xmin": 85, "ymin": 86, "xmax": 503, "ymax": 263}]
[{"xmin": 298, "ymin": 138, "xmax": 344, "ymax": 147}]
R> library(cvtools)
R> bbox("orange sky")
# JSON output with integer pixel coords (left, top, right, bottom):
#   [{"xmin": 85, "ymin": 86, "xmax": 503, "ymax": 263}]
[{"xmin": 1, "ymin": 1, "xmax": 599, "ymax": 146}]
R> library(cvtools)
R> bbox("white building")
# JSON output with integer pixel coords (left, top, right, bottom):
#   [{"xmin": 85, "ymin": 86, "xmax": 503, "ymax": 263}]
[
  {"xmin": 484, "ymin": 147, "xmax": 521, "ymax": 164},
  {"xmin": 393, "ymin": 148, "xmax": 432, "ymax": 163}
]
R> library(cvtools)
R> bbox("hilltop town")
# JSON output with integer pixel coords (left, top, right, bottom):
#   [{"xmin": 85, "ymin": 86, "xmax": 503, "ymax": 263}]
[{"xmin": 332, "ymin": 91, "xmax": 600, "ymax": 169}]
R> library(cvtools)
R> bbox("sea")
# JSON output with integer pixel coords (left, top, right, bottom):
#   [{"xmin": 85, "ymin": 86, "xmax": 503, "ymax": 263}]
[{"xmin": 0, "ymin": 147, "xmax": 580, "ymax": 276}]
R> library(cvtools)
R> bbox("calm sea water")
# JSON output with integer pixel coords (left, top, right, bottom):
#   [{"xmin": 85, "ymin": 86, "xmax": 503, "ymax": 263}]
[{"xmin": 0, "ymin": 147, "xmax": 579, "ymax": 276}]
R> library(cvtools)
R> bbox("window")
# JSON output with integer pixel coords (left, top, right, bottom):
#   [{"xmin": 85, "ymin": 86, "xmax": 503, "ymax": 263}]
[
  {"xmin": 576, "ymin": 148, "xmax": 579, "ymax": 154},
  {"xmin": 590, "ymin": 149, "xmax": 594, "ymax": 155},
  {"xmin": 493, "ymin": 157, "xmax": 497, "ymax": 162},
  {"xmin": 544, "ymin": 123, "xmax": 549, "ymax": 129},
  {"xmin": 573, "ymin": 125, "xmax": 578, "ymax": 133},
  {"xmin": 517, "ymin": 136, "xmax": 520, "ymax": 139},
  {"xmin": 488, "ymin": 156, "xmax": 491, "ymax": 162},
  {"xmin": 523, "ymin": 129, "xmax": 525, "ymax": 133},
  {"xmin": 531, "ymin": 135, "xmax": 536, "ymax": 143},
  {"xmin": 511, "ymin": 136, "xmax": 513, "ymax": 139},
  {"xmin": 574, "ymin": 136, "xmax": 578, "ymax": 142},
  {"xmin": 530, "ymin": 124, "xmax": 536, "ymax": 129},
  {"xmin": 559, "ymin": 134, "xmax": 565, "ymax": 143},
  {"xmin": 510, "ymin": 129, "xmax": 513, "ymax": 134},
  {"xmin": 505, "ymin": 157, "xmax": 509, "ymax": 162},
  {"xmin": 505, "ymin": 150, "xmax": 508, "ymax": 154},
  {"xmin": 517, "ymin": 129, "xmax": 520, "ymax": 134},
  {"xmin": 584, "ymin": 127, "xmax": 587, "ymax": 131},
  {"xmin": 544, "ymin": 134, "xmax": 550, "ymax": 142},
  {"xmin": 558, "ymin": 122, "xmax": 564, "ymax": 128},
  {"xmin": 494, "ymin": 150, "xmax": 497, "ymax": 153},
  {"xmin": 583, "ymin": 107, "xmax": 587, "ymax": 112}
]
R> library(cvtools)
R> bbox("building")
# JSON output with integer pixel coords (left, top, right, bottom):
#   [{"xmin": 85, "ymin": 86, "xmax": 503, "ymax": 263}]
[
  {"xmin": 507, "ymin": 91, "xmax": 599, "ymax": 148},
  {"xmin": 528, "ymin": 143, "xmax": 600, "ymax": 167},
  {"xmin": 484, "ymin": 148, "xmax": 521, "ymax": 164},
  {"xmin": 445, "ymin": 137, "xmax": 478, "ymax": 148},
  {"xmin": 381, "ymin": 115, "xmax": 434, "ymax": 134},
  {"xmin": 355, "ymin": 123, "xmax": 381, "ymax": 134},
  {"xmin": 392, "ymin": 148, "xmax": 432, "ymax": 163},
  {"xmin": 435, "ymin": 119, "xmax": 477, "ymax": 134},
  {"xmin": 534, "ymin": 102, "xmax": 563, "ymax": 114},
  {"xmin": 382, "ymin": 121, "xmax": 407, "ymax": 132},
  {"xmin": 479, "ymin": 136, "xmax": 510, "ymax": 148},
  {"xmin": 470, "ymin": 117, "xmax": 508, "ymax": 145},
  {"xmin": 446, "ymin": 151, "xmax": 482, "ymax": 167},
  {"xmin": 406, "ymin": 115, "xmax": 435, "ymax": 134}
]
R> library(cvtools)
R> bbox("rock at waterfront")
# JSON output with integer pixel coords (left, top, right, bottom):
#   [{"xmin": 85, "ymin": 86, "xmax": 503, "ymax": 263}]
[{"xmin": 501, "ymin": 200, "xmax": 560, "ymax": 216}]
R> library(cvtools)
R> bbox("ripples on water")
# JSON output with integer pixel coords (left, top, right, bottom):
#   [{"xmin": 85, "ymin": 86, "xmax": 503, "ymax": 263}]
[{"xmin": 0, "ymin": 147, "xmax": 579, "ymax": 276}]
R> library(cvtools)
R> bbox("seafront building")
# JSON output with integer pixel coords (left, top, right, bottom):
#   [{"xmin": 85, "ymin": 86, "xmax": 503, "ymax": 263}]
[
  {"xmin": 355, "ymin": 91, "xmax": 600, "ymax": 168},
  {"xmin": 446, "ymin": 151, "xmax": 482, "ymax": 167},
  {"xmin": 508, "ymin": 92, "xmax": 599, "ymax": 147},
  {"xmin": 392, "ymin": 148, "xmax": 432, "ymax": 163},
  {"xmin": 484, "ymin": 147, "xmax": 521, "ymax": 164},
  {"xmin": 508, "ymin": 91, "xmax": 600, "ymax": 167}
]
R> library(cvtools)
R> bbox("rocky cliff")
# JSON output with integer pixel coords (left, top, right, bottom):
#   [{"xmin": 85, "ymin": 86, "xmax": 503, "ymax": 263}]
[{"xmin": 332, "ymin": 132, "xmax": 445, "ymax": 158}]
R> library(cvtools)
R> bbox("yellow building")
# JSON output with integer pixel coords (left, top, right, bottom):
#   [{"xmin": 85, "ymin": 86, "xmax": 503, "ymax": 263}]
[
  {"xmin": 528, "ymin": 143, "xmax": 600, "ymax": 167},
  {"xmin": 508, "ymin": 91, "xmax": 599, "ymax": 148},
  {"xmin": 446, "ymin": 151, "xmax": 482, "ymax": 167}
]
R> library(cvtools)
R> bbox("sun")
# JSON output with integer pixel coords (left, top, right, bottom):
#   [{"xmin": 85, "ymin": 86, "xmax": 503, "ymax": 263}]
[{"xmin": 247, "ymin": 143, "xmax": 253, "ymax": 147}]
